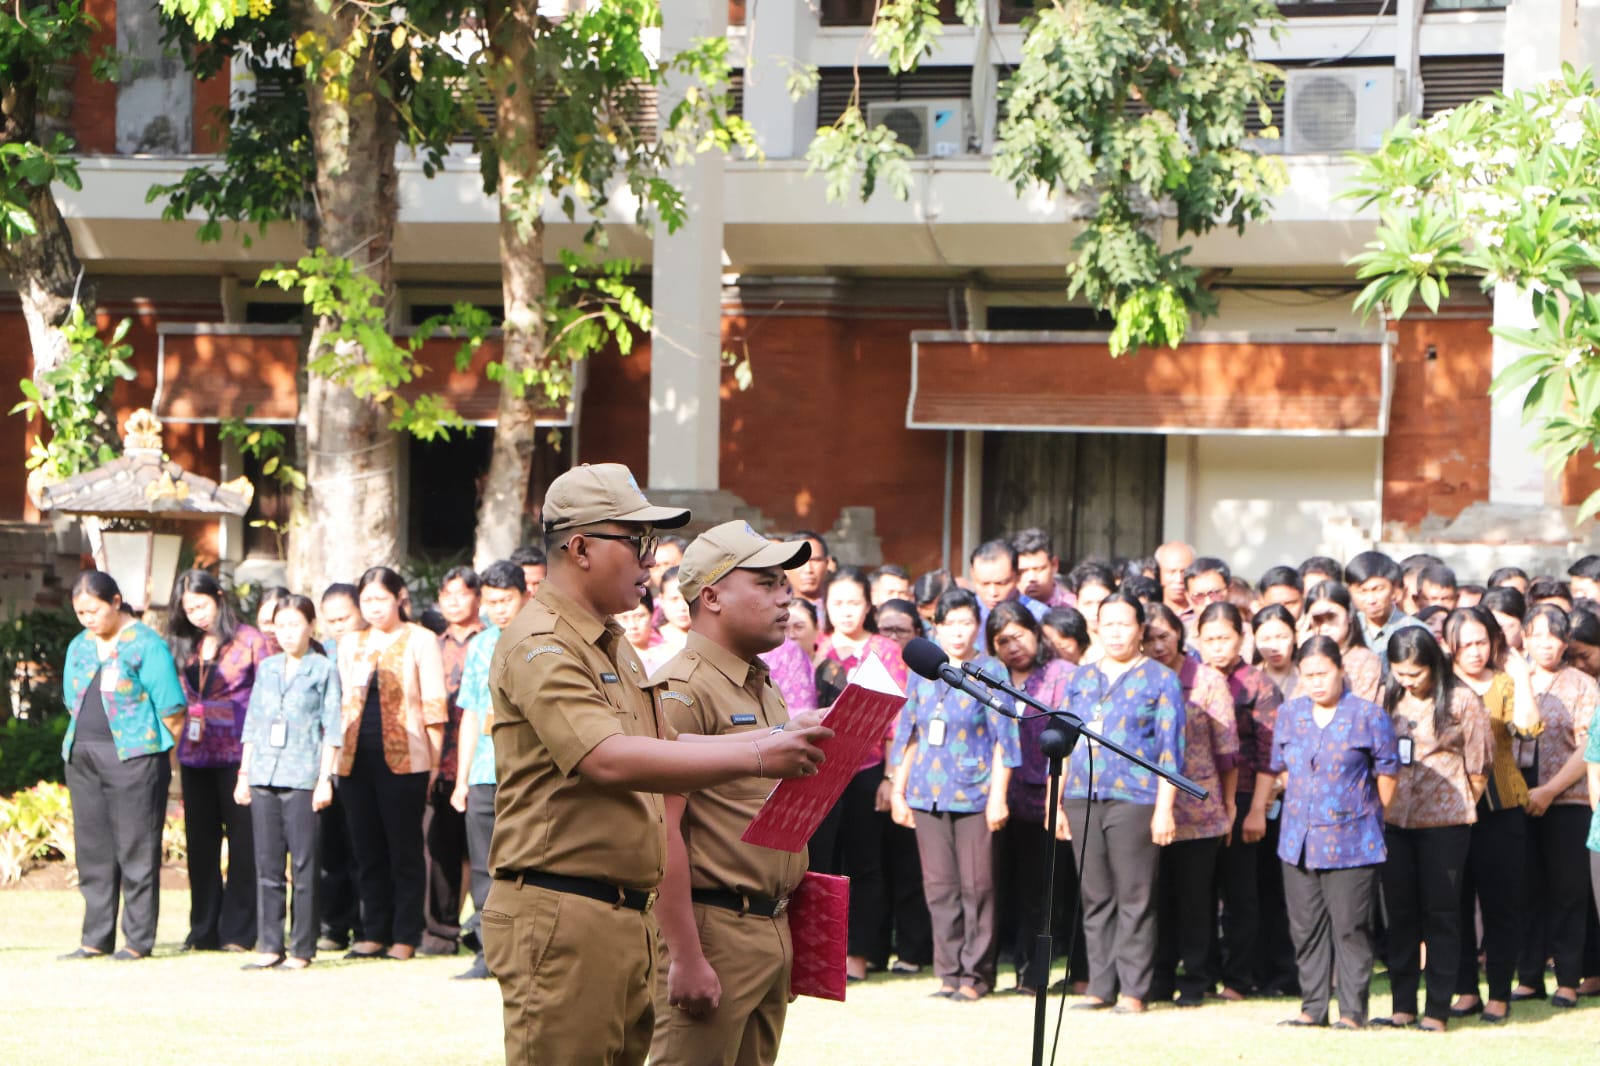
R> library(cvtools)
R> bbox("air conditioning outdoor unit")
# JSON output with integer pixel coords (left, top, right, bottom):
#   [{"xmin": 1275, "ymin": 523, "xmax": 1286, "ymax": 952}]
[
  {"xmin": 866, "ymin": 98, "xmax": 974, "ymax": 159},
  {"xmin": 1284, "ymin": 67, "xmax": 1399, "ymax": 154}
]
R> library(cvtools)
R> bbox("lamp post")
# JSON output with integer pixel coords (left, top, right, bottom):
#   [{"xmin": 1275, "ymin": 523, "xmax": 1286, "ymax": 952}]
[{"xmin": 39, "ymin": 410, "xmax": 254, "ymax": 613}]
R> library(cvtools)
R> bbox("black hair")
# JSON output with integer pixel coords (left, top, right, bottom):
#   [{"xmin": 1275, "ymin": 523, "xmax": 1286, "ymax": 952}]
[
  {"xmin": 1252, "ymin": 602, "xmax": 1296, "ymax": 634},
  {"xmin": 870, "ymin": 564, "xmax": 910, "ymax": 583},
  {"xmin": 1121, "ymin": 574, "xmax": 1161, "ymax": 604},
  {"xmin": 1184, "ymin": 556, "xmax": 1231, "ymax": 586},
  {"xmin": 257, "ymin": 586, "xmax": 292, "ymax": 619},
  {"xmin": 1198, "ymin": 601, "xmax": 1245, "ymax": 636},
  {"xmin": 321, "ymin": 582, "xmax": 359, "ymax": 607},
  {"xmin": 1295, "ymin": 634, "xmax": 1344, "ymax": 668},
  {"xmin": 1143, "ymin": 600, "xmax": 1181, "ymax": 637},
  {"xmin": 878, "ymin": 597, "xmax": 918, "ymax": 624},
  {"xmin": 970, "ymin": 538, "xmax": 1019, "ymax": 569},
  {"xmin": 71, "ymin": 569, "xmax": 122, "ymax": 606},
  {"xmin": 1444, "ymin": 605, "xmax": 1506, "ymax": 669},
  {"xmin": 441, "ymin": 565, "xmax": 482, "ymax": 593},
  {"xmin": 657, "ymin": 534, "xmax": 688, "ymax": 552},
  {"xmin": 1068, "ymin": 560, "xmax": 1117, "ymax": 597},
  {"xmin": 933, "ymin": 587, "xmax": 981, "ymax": 625},
  {"xmin": 660, "ymin": 566, "xmax": 681, "ymax": 587},
  {"xmin": 270, "ymin": 594, "xmax": 328, "ymax": 656},
  {"xmin": 1569, "ymin": 606, "xmax": 1600, "ymax": 649},
  {"xmin": 984, "ymin": 599, "xmax": 1051, "ymax": 667},
  {"xmin": 1298, "ymin": 556, "xmax": 1342, "ymax": 582},
  {"xmin": 1528, "ymin": 577, "xmax": 1572, "ymax": 604},
  {"xmin": 824, "ymin": 565, "xmax": 878, "ymax": 634},
  {"xmin": 1011, "ymin": 527, "xmax": 1055, "ymax": 558},
  {"xmin": 788, "ymin": 598, "xmax": 819, "ymax": 626},
  {"xmin": 1305, "ymin": 580, "xmax": 1368, "ymax": 649},
  {"xmin": 1041, "ymin": 606, "xmax": 1090, "ymax": 649},
  {"xmin": 913, "ymin": 569, "xmax": 955, "ymax": 607},
  {"xmin": 1344, "ymin": 550, "xmax": 1401, "ymax": 586},
  {"xmin": 1418, "ymin": 563, "xmax": 1457, "ymax": 592},
  {"xmin": 1481, "ymin": 586, "xmax": 1527, "ymax": 621},
  {"xmin": 356, "ymin": 566, "xmax": 410, "ymax": 622},
  {"xmin": 793, "ymin": 529, "xmax": 830, "ymax": 560},
  {"xmin": 1487, "ymin": 566, "xmax": 1529, "ymax": 588},
  {"xmin": 1568, "ymin": 556, "xmax": 1600, "ymax": 582},
  {"xmin": 510, "ymin": 545, "xmax": 548, "ymax": 568},
  {"xmin": 168, "ymin": 569, "xmax": 243, "ymax": 665},
  {"xmin": 1459, "ymin": 583, "xmax": 1485, "ymax": 599},
  {"xmin": 1415, "ymin": 604, "xmax": 1449, "ymax": 624},
  {"xmin": 1384, "ymin": 626, "xmax": 1458, "ymax": 736},
  {"xmin": 480, "ymin": 560, "xmax": 528, "ymax": 594},
  {"xmin": 1524, "ymin": 602, "xmax": 1571, "ymax": 642},
  {"xmin": 1098, "ymin": 589, "xmax": 1147, "ymax": 626},
  {"xmin": 1257, "ymin": 566, "xmax": 1303, "ymax": 595},
  {"xmin": 1117, "ymin": 557, "xmax": 1149, "ymax": 586},
  {"xmin": 1399, "ymin": 553, "xmax": 1445, "ymax": 579}
]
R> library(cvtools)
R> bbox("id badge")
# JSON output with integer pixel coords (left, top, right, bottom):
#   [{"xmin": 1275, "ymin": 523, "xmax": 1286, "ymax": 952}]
[
  {"xmin": 1515, "ymin": 738, "xmax": 1536, "ymax": 769},
  {"xmin": 927, "ymin": 717, "xmax": 948, "ymax": 748},
  {"xmin": 186, "ymin": 714, "xmax": 204, "ymax": 743},
  {"xmin": 1086, "ymin": 718, "xmax": 1106, "ymax": 749},
  {"xmin": 99, "ymin": 661, "xmax": 119, "ymax": 694},
  {"xmin": 269, "ymin": 719, "xmax": 288, "ymax": 749},
  {"xmin": 1397, "ymin": 737, "xmax": 1414, "ymax": 767},
  {"xmin": 1267, "ymin": 799, "xmax": 1282, "ymax": 821}
]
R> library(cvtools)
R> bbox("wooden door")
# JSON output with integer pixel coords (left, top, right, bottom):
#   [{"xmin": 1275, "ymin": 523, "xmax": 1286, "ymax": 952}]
[{"xmin": 981, "ymin": 431, "xmax": 1165, "ymax": 564}]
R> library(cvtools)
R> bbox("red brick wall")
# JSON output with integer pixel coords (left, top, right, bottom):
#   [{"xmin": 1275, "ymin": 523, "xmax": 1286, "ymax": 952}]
[
  {"xmin": 1381, "ymin": 316, "xmax": 1493, "ymax": 530},
  {"xmin": 0, "ymin": 313, "xmax": 33, "ymax": 521},
  {"xmin": 72, "ymin": 0, "xmax": 119, "ymax": 154}
]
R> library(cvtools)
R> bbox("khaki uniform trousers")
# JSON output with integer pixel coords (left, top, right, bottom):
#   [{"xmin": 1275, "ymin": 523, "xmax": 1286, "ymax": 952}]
[
  {"xmin": 483, "ymin": 879, "xmax": 659, "ymax": 1066},
  {"xmin": 650, "ymin": 903, "xmax": 793, "ymax": 1066}
]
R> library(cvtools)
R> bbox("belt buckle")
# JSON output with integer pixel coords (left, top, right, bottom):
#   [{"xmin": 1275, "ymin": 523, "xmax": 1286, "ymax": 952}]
[
  {"xmin": 643, "ymin": 888, "xmax": 659, "ymax": 913},
  {"xmin": 771, "ymin": 896, "xmax": 789, "ymax": 918}
]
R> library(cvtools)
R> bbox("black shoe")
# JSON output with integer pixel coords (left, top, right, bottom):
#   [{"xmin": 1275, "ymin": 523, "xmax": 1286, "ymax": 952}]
[
  {"xmin": 1369, "ymin": 1016, "xmax": 1416, "ymax": 1029},
  {"xmin": 1551, "ymin": 993, "xmax": 1579, "ymax": 1009},
  {"xmin": 1277, "ymin": 1017, "xmax": 1326, "ymax": 1028},
  {"xmin": 419, "ymin": 936, "xmax": 460, "ymax": 957},
  {"xmin": 316, "ymin": 935, "xmax": 348, "ymax": 952},
  {"xmin": 242, "ymin": 955, "xmax": 285, "ymax": 971},
  {"xmin": 1510, "ymin": 987, "xmax": 1545, "ymax": 1002},
  {"xmin": 58, "ymin": 947, "xmax": 108, "ymax": 960},
  {"xmin": 1175, "ymin": 992, "xmax": 1205, "ymax": 1009},
  {"xmin": 1450, "ymin": 1000, "xmax": 1483, "ymax": 1018},
  {"xmin": 344, "ymin": 947, "xmax": 386, "ymax": 960},
  {"xmin": 111, "ymin": 949, "xmax": 145, "ymax": 961},
  {"xmin": 454, "ymin": 959, "xmax": 493, "ymax": 980},
  {"xmin": 1480, "ymin": 1009, "xmax": 1509, "ymax": 1025}
]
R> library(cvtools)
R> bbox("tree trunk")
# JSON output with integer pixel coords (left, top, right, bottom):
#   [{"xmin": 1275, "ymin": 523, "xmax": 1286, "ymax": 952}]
[
  {"xmin": 473, "ymin": 0, "xmax": 549, "ymax": 569},
  {"xmin": 288, "ymin": 0, "xmax": 404, "ymax": 595}
]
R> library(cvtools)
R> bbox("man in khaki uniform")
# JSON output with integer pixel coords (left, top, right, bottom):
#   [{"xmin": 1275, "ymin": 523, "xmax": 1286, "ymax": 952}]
[
  {"xmin": 651, "ymin": 521, "xmax": 817, "ymax": 1066},
  {"xmin": 483, "ymin": 465, "xmax": 831, "ymax": 1066}
]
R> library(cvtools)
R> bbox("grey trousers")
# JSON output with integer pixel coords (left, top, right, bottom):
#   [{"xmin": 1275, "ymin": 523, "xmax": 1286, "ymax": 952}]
[
  {"xmin": 1065, "ymin": 799, "xmax": 1159, "ymax": 1002},
  {"xmin": 250, "ymin": 786, "xmax": 320, "ymax": 959},
  {"xmin": 1282, "ymin": 861, "xmax": 1379, "ymax": 1025},
  {"xmin": 914, "ymin": 809, "xmax": 997, "ymax": 994},
  {"xmin": 66, "ymin": 742, "xmax": 170, "ymax": 955},
  {"xmin": 464, "ymin": 783, "xmax": 496, "ymax": 970}
]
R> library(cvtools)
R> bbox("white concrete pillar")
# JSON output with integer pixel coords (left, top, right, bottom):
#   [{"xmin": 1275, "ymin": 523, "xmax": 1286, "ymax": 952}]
[
  {"xmin": 649, "ymin": 0, "xmax": 729, "ymax": 491},
  {"xmin": 743, "ymin": 0, "xmax": 818, "ymax": 158},
  {"xmin": 1491, "ymin": 0, "xmax": 1579, "ymax": 505}
]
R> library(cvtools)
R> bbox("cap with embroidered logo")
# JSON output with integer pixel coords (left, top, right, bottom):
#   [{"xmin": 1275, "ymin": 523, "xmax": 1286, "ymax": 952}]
[
  {"xmin": 542, "ymin": 463, "xmax": 691, "ymax": 533},
  {"xmin": 678, "ymin": 521, "xmax": 811, "ymax": 603}
]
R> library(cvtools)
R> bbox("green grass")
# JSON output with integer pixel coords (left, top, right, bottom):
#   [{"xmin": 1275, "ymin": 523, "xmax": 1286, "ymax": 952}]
[{"xmin": 2, "ymin": 887, "xmax": 1598, "ymax": 1063}]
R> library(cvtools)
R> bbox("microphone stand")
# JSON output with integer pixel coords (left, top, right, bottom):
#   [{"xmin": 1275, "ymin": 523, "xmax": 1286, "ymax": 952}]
[{"xmin": 964, "ymin": 664, "xmax": 1207, "ymax": 1066}]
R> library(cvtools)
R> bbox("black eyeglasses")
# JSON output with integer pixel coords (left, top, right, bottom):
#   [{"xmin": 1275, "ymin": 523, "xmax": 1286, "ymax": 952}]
[{"xmin": 563, "ymin": 531, "xmax": 658, "ymax": 564}]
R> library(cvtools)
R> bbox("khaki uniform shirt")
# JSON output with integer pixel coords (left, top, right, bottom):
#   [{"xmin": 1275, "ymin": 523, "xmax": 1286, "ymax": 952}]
[
  {"xmin": 487, "ymin": 581, "xmax": 666, "ymax": 891},
  {"xmin": 658, "ymin": 632, "xmax": 807, "ymax": 900}
]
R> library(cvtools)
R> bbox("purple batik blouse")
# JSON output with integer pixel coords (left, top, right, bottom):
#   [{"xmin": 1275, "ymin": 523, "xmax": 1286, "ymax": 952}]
[{"xmin": 1271, "ymin": 691, "xmax": 1399, "ymax": 870}]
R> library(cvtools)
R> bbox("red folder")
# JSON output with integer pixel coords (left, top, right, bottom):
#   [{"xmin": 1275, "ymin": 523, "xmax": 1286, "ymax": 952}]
[{"xmin": 788, "ymin": 871, "xmax": 850, "ymax": 1001}]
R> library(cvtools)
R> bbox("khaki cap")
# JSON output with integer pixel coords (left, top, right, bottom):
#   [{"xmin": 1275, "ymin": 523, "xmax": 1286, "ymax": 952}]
[
  {"xmin": 678, "ymin": 521, "xmax": 812, "ymax": 603},
  {"xmin": 542, "ymin": 463, "xmax": 691, "ymax": 532}
]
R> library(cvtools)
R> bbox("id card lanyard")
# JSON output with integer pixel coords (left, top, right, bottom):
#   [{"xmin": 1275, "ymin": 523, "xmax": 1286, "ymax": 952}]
[
  {"xmin": 927, "ymin": 695, "xmax": 949, "ymax": 748},
  {"xmin": 187, "ymin": 656, "xmax": 214, "ymax": 743}
]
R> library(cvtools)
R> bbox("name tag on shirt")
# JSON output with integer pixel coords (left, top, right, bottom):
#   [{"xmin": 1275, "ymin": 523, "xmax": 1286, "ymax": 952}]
[
  {"xmin": 601, "ymin": 672, "xmax": 620, "ymax": 684},
  {"xmin": 730, "ymin": 713, "xmax": 758, "ymax": 726},
  {"xmin": 1396, "ymin": 737, "xmax": 1414, "ymax": 767},
  {"xmin": 99, "ymin": 662, "xmax": 119, "ymax": 694},
  {"xmin": 269, "ymin": 719, "xmax": 288, "ymax": 749},
  {"xmin": 926, "ymin": 718, "xmax": 948, "ymax": 748}
]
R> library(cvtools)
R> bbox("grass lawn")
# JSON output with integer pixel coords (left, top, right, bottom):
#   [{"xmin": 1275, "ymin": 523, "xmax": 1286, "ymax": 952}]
[{"xmin": 2, "ymin": 886, "xmax": 1598, "ymax": 1064}]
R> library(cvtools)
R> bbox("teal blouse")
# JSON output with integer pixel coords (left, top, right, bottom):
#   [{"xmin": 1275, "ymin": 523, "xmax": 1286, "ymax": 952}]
[
  {"xmin": 459, "ymin": 625, "xmax": 499, "ymax": 787},
  {"xmin": 62, "ymin": 622, "xmax": 185, "ymax": 762},
  {"xmin": 1586, "ymin": 700, "xmax": 1600, "ymax": 853}
]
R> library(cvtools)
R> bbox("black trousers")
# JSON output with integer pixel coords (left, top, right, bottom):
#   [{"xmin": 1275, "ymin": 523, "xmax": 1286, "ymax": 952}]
[
  {"xmin": 318, "ymin": 784, "xmax": 362, "ymax": 943},
  {"xmin": 1283, "ymin": 861, "xmax": 1379, "ymax": 1026},
  {"xmin": 1455, "ymin": 805, "xmax": 1525, "ymax": 1002},
  {"xmin": 340, "ymin": 741, "xmax": 429, "ymax": 947},
  {"xmin": 65, "ymin": 743, "xmax": 170, "ymax": 955},
  {"xmin": 181, "ymin": 762, "xmax": 256, "ymax": 949},
  {"xmin": 994, "ymin": 815, "xmax": 1074, "ymax": 990},
  {"xmin": 464, "ymin": 783, "xmax": 496, "ymax": 970},
  {"xmin": 1153, "ymin": 836, "xmax": 1221, "ymax": 1002},
  {"xmin": 423, "ymin": 775, "xmax": 466, "ymax": 945},
  {"xmin": 1216, "ymin": 802, "xmax": 1297, "ymax": 994},
  {"xmin": 885, "ymin": 822, "xmax": 933, "ymax": 967},
  {"xmin": 839, "ymin": 765, "xmax": 891, "ymax": 962},
  {"xmin": 249, "ymin": 786, "xmax": 320, "ymax": 959},
  {"xmin": 1382, "ymin": 823, "xmax": 1470, "ymax": 1021},
  {"xmin": 1518, "ymin": 804, "xmax": 1592, "ymax": 990},
  {"xmin": 1066, "ymin": 799, "xmax": 1159, "ymax": 1002}
]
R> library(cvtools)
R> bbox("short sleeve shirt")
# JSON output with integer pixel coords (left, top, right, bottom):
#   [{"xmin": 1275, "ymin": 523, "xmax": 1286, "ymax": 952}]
[
  {"xmin": 1272, "ymin": 692, "xmax": 1399, "ymax": 870},
  {"xmin": 1384, "ymin": 685, "xmax": 1492, "ymax": 829},
  {"xmin": 1534, "ymin": 666, "xmax": 1600, "ymax": 807},
  {"xmin": 657, "ymin": 632, "xmax": 806, "ymax": 900},
  {"xmin": 1172, "ymin": 658, "xmax": 1238, "ymax": 841},
  {"xmin": 487, "ymin": 582, "xmax": 666, "ymax": 891}
]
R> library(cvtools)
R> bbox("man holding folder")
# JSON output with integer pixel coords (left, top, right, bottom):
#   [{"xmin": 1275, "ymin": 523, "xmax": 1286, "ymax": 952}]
[{"xmin": 651, "ymin": 521, "xmax": 818, "ymax": 1066}]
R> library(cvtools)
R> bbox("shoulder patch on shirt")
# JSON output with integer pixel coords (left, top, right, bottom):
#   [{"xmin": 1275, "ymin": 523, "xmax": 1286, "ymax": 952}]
[
  {"xmin": 661, "ymin": 690, "xmax": 695, "ymax": 707},
  {"xmin": 729, "ymin": 713, "xmax": 758, "ymax": 725},
  {"xmin": 523, "ymin": 644, "xmax": 564, "ymax": 662}
]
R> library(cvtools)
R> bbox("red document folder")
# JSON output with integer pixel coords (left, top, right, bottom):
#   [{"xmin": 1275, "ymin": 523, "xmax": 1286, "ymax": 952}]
[
  {"xmin": 740, "ymin": 655, "xmax": 906, "ymax": 853},
  {"xmin": 788, "ymin": 871, "xmax": 851, "ymax": 1001}
]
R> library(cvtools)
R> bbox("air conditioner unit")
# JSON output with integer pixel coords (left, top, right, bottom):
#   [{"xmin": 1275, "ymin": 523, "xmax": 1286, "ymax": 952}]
[
  {"xmin": 866, "ymin": 98, "xmax": 974, "ymax": 159},
  {"xmin": 1284, "ymin": 67, "xmax": 1399, "ymax": 154}
]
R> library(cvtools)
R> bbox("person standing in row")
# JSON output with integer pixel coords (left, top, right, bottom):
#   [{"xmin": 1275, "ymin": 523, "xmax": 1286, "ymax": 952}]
[
  {"xmin": 1062, "ymin": 591, "xmax": 1186, "ymax": 1015},
  {"xmin": 1301, "ymin": 582, "xmax": 1381, "ymax": 702},
  {"xmin": 1446, "ymin": 607, "xmax": 1540, "ymax": 1024},
  {"xmin": 1273, "ymin": 637, "xmax": 1397, "ymax": 1031},
  {"xmin": 481, "ymin": 464, "xmax": 831, "ymax": 1066},
  {"xmin": 890, "ymin": 587, "xmax": 1021, "ymax": 1002},
  {"xmin": 169, "ymin": 569, "xmax": 273, "ymax": 953},
  {"xmin": 1345, "ymin": 552, "xmax": 1427, "ymax": 663},
  {"xmin": 1373, "ymin": 628, "xmax": 1492, "ymax": 1032},
  {"xmin": 450, "ymin": 560, "xmax": 528, "ymax": 981},
  {"xmin": 425, "ymin": 565, "xmax": 482, "ymax": 955},
  {"xmin": 60, "ymin": 571, "xmax": 185, "ymax": 961},
  {"xmin": 650, "ymin": 522, "xmax": 814, "ymax": 1066},
  {"xmin": 234, "ymin": 595, "xmax": 342, "ymax": 971},
  {"xmin": 336, "ymin": 566, "xmax": 449, "ymax": 961},
  {"xmin": 315, "ymin": 582, "xmax": 364, "ymax": 952}
]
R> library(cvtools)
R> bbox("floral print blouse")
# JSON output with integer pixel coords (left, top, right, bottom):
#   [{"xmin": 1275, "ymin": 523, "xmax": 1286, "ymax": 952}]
[
  {"xmin": 176, "ymin": 624, "xmax": 274, "ymax": 769},
  {"xmin": 62, "ymin": 622, "xmax": 185, "ymax": 762},
  {"xmin": 240, "ymin": 652, "xmax": 342, "ymax": 790},
  {"xmin": 1272, "ymin": 692, "xmax": 1398, "ymax": 870},
  {"xmin": 1530, "ymin": 665, "xmax": 1599, "ymax": 807},
  {"xmin": 891, "ymin": 657, "xmax": 1023, "ymax": 814},
  {"xmin": 1384, "ymin": 685, "xmax": 1492, "ymax": 829},
  {"xmin": 1003, "ymin": 658, "xmax": 1074, "ymax": 826},
  {"xmin": 337, "ymin": 624, "xmax": 449, "ymax": 776},
  {"xmin": 1173, "ymin": 657, "xmax": 1239, "ymax": 841},
  {"xmin": 1062, "ymin": 658, "xmax": 1187, "ymax": 806}
]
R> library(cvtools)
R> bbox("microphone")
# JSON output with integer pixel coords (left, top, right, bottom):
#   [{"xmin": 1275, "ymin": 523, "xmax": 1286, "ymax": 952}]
[{"xmin": 903, "ymin": 638, "xmax": 1016, "ymax": 717}]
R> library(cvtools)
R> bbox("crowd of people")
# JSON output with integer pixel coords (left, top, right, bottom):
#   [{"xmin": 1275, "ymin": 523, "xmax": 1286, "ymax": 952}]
[{"xmin": 49, "ymin": 465, "xmax": 1600, "ymax": 1058}]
